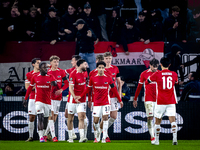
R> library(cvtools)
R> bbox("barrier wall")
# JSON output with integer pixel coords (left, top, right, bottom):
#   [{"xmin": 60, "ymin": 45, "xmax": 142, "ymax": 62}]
[{"xmin": 0, "ymin": 98, "xmax": 200, "ymax": 140}]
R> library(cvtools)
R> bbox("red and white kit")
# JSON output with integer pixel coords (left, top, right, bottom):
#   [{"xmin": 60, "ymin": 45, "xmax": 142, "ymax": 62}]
[
  {"xmin": 147, "ymin": 69, "xmax": 178, "ymax": 118},
  {"xmin": 134, "ymin": 69, "xmax": 159, "ymax": 117},
  {"xmin": 68, "ymin": 69, "xmax": 88, "ymax": 114},
  {"xmin": 105, "ymin": 65, "xmax": 120, "ymax": 111},
  {"xmin": 80, "ymin": 74, "xmax": 122, "ymax": 117},
  {"xmin": 25, "ymin": 74, "xmax": 56, "ymax": 117},
  {"xmin": 25, "ymin": 70, "xmax": 40, "ymax": 115},
  {"xmin": 48, "ymin": 68, "xmax": 68, "ymax": 114}
]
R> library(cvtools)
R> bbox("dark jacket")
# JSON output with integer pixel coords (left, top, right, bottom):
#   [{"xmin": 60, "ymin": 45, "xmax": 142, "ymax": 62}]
[
  {"xmin": 165, "ymin": 44, "xmax": 184, "ymax": 81},
  {"xmin": 59, "ymin": 12, "xmax": 77, "ymax": 41},
  {"xmin": 134, "ymin": 19, "xmax": 151, "ymax": 40},
  {"xmin": 164, "ymin": 14, "xmax": 186, "ymax": 42},
  {"xmin": 75, "ymin": 25, "xmax": 97, "ymax": 54},
  {"xmin": 40, "ymin": 16, "xmax": 59, "ymax": 41},
  {"xmin": 80, "ymin": 12, "xmax": 101, "ymax": 39},
  {"xmin": 181, "ymin": 80, "xmax": 200, "ymax": 101},
  {"xmin": 121, "ymin": 83, "xmax": 131, "ymax": 102}
]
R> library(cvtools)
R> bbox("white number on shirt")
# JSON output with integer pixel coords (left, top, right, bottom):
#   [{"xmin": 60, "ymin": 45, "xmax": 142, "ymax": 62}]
[{"xmin": 162, "ymin": 76, "xmax": 172, "ymax": 89}]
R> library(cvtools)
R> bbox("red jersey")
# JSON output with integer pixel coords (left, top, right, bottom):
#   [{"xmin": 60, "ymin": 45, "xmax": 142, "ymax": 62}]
[
  {"xmin": 25, "ymin": 70, "xmax": 40, "ymax": 99},
  {"xmin": 65, "ymin": 67, "xmax": 76, "ymax": 76},
  {"xmin": 137, "ymin": 69, "xmax": 159, "ymax": 102},
  {"xmin": 30, "ymin": 74, "xmax": 56, "ymax": 105},
  {"xmin": 88, "ymin": 74, "xmax": 114, "ymax": 106},
  {"xmin": 148, "ymin": 69, "xmax": 178, "ymax": 105},
  {"xmin": 105, "ymin": 65, "xmax": 120, "ymax": 98},
  {"xmin": 48, "ymin": 68, "xmax": 66, "ymax": 100},
  {"xmin": 89, "ymin": 69, "xmax": 113, "ymax": 102},
  {"xmin": 68, "ymin": 70, "xmax": 88, "ymax": 103}
]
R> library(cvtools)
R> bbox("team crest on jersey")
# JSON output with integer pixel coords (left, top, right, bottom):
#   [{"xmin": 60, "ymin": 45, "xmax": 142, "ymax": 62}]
[
  {"xmin": 70, "ymin": 78, "xmax": 73, "ymax": 81},
  {"xmin": 112, "ymin": 73, "xmax": 115, "ymax": 75},
  {"xmin": 57, "ymin": 76, "xmax": 61, "ymax": 78},
  {"xmin": 104, "ymin": 82, "xmax": 108, "ymax": 84}
]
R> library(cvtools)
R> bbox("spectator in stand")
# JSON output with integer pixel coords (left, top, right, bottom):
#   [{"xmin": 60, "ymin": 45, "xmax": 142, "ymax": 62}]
[
  {"xmin": 80, "ymin": 3, "xmax": 101, "ymax": 41},
  {"xmin": 4, "ymin": 5, "xmax": 25, "ymax": 41},
  {"xmin": 135, "ymin": 11, "xmax": 151, "ymax": 44},
  {"xmin": 120, "ymin": 76, "xmax": 131, "ymax": 102},
  {"xmin": 180, "ymin": 72, "xmax": 200, "ymax": 101},
  {"xmin": 165, "ymin": 44, "xmax": 184, "ymax": 96},
  {"xmin": 59, "ymin": 3, "xmax": 77, "ymax": 41},
  {"xmin": 23, "ymin": 5, "xmax": 43, "ymax": 41},
  {"xmin": 74, "ymin": 19, "xmax": 97, "ymax": 72},
  {"xmin": 149, "ymin": 9, "xmax": 164, "ymax": 42},
  {"xmin": 186, "ymin": 9, "xmax": 200, "ymax": 42},
  {"xmin": 121, "ymin": 17, "xmax": 140, "ymax": 55},
  {"xmin": 181, "ymin": 55, "xmax": 200, "ymax": 80},
  {"xmin": 41, "ymin": 7, "xmax": 59, "ymax": 45},
  {"xmin": 0, "ymin": 0, "xmax": 12, "ymax": 19},
  {"xmin": 88, "ymin": 0, "xmax": 109, "ymax": 41},
  {"xmin": 164, "ymin": 6, "xmax": 187, "ymax": 43},
  {"xmin": 106, "ymin": 6, "xmax": 124, "ymax": 47},
  {"xmin": 4, "ymin": 83, "xmax": 14, "ymax": 96}
]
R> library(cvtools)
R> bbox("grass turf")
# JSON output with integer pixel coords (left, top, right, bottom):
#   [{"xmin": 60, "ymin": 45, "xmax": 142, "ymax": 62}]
[{"xmin": 1, "ymin": 140, "xmax": 200, "ymax": 150}]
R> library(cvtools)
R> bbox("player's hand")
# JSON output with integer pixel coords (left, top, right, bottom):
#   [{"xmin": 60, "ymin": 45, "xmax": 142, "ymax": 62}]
[
  {"xmin": 144, "ymin": 39, "xmax": 150, "ymax": 44},
  {"xmin": 120, "ymin": 101, "xmax": 123, "ymax": 108},
  {"xmin": 88, "ymin": 101, "xmax": 92, "ymax": 109},
  {"xmin": 133, "ymin": 100, "xmax": 137, "ymax": 108},
  {"xmin": 22, "ymin": 98, "xmax": 27, "ymax": 108},
  {"xmin": 173, "ymin": 22, "xmax": 178, "ymax": 29},
  {"xmin": 180, "ymin": 65, "xmax": 184, "ymax": 68},
  {"xmin": 125, "ymin": 51, "xmax": 129, "ymax": 55},
  {"xmin": 140, "ymin": 38, "xmax": 145, "ymax": 42},
  {"xmin": 74, "ymin": 96, "xmax": 81, "ymax": 103},
  {"xmin": 87, "ymin": 30, "xmax": 92, "ymax": 37},
  {"xmin": 55, "ymin": 89, "xmax": 63, "ymax": 95},
  {"xmin": 50, "ymin": 40, "xmax": 57, "ymax": 45},
  {"xmin": 64, "ymin": 29, "xmax": 72, "ymax": 34}
]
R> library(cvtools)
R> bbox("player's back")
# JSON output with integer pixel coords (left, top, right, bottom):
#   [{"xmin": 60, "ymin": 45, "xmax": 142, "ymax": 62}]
[{"xmin": 154, "ymin": 69, "xmax": 178, "ymax": 105}]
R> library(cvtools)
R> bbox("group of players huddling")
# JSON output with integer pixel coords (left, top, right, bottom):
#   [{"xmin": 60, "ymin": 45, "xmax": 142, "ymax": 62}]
[{"xmin": 23, "ymin": 52, "xmax": 178, "ymax": 145}]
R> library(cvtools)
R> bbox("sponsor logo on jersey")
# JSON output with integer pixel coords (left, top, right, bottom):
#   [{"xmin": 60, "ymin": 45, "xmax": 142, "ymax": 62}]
[
  {"xmin": 95, "ymin": 86, "xmax": 107, "ymax": 89},
  {"xmin": 78, "ymin": 82, "xmax": 86, "ymax": 85},
  {"xmin": 37, "ymin": 85, "xmax": 50, "ymax": 88},
  {"xmin": 57, "ymin": 80, "xmax": 62, "ymax": 82}
]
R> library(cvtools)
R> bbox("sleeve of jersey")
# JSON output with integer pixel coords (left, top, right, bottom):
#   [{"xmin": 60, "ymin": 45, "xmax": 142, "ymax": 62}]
[
  {"xmin": 116, "ymin": 67, "xmax": 120, "ymax": 77},
  {"xmin": 25, "ymin": 73, "xmax": 30, "ymax": 83},
  {"xmin": 146, "ymin": 72, "xmax": 156, "ymax": 85},
  {"xmin": 80, "ymin": 87, "xmax": 92, "ymax": 98},
  {"xmin": 134, "ymin": 84, "xmax": 143, "ymax": 101},
  {"xmin": 69, "ymin": 74, "xmax": 75, "ymax": 85},
  {"xmin": 110, "ymin": 86, "xmax": 122, "ymax": 102},
  {"xmin": 25, "ymin": 77, "xmax": 35, "ymax": 100},
  {"xmin": 175, "ymin": 73, "xmax": 179, "ymax": 84},
  {"xmin": 61, "ymin": 71, "xmax": 69, "ymax": 90}
]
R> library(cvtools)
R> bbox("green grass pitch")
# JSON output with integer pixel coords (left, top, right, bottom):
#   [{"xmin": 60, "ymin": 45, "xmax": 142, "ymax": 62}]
[{"xmin": 1, "ymin": 140, "xmax": 200, "ymax": 150}]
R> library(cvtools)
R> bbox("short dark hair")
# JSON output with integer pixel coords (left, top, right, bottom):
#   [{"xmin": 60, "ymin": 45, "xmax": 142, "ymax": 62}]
[
  {"xmin": 77, "ymin": 59, "xmax": 86, "ymax": 67},
  {"xmin": 39, "ymin": 62, "xmax": 47, "ymax": 69},
  {"xmin": 96, "ymin": 55, "xmax": 104, "ymax": 62},
  {"xmin": 72, "ymin": 55, "xmax": 81, "ymax": 61},
  {"xmin": 150, "ymin": 58, "xmax": 159, "ymax": 67},
  {"xmin": 5, "ymin": 83, "xmax": 14, "ymax": 91},
  {"xmin": 31, "ymin": 58, "xmax": 41, "ymax": 64},
  {"xmin": 96, "ymin": 61, "xmax": 106, "ymax": 68},
  {"xmin": 160, "ymin": 57, "xmax": 171, "ymax": 68},
  {"xmin": 172, "ymin": 6, "xmax": 180, "ymax": 12},
  {"xmin": 104, "ymin": 52, "xmax": 112, "ymax": 57}
]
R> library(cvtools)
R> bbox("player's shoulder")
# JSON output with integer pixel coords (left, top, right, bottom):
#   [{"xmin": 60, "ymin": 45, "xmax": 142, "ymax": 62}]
[
  {"xmin": 26, "ymin": 70, "xmax": 34, "ymax": 76},
  {"xmin": 89, "ymin": 69, "xmax": 97, "ymax": 77},
  {"xmin": 111, "ymin": 65, "xmax": 119, "ymax": 70}
]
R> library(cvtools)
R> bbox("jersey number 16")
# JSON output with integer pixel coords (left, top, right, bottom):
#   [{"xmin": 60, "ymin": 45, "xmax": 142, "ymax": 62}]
[{"xmin": 162, "ymin": 76, "xmax": 172, "ymax": 89}]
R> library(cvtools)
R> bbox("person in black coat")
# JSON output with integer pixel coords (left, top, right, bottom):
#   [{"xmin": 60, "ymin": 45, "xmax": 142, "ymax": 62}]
[
  {"xmin": 120, "ymin": 76, "xmax": 131, "ymax": 102},
  {"xmin": 80, "ymin": 3, "xmax": 101, "ymax": 41},
  {"xmin": 106, "ymin": 6, "xmax": 124, "ymax": 46},
  {"xmin": 59, "ymin": 3, "xmax": 77, "ymax": 41},
  {"xmin": 165, "ymin": 43, "xmax": 184, "ymax": 96},
  {"xmin": 40, "ymin": 7, "xmax": 59, "ymax": 45},
  {"xmin": 121, "ymin": 17, "xmax": 140, "ymax": 55},
  {"xmin": 164, "ymin": 6, "xmax": 186, "ymax": 43},
  {"xmin": 74, "ymin": 19, "xmax": 97, "ymax": 72},
  {"xmin": 149, "ymin": 9, "xmax": 164, "ymax": 42}
]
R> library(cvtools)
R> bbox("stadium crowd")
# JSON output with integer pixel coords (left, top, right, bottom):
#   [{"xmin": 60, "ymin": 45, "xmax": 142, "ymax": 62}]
[{"xmin": 0, "ymin": 0, "xmax": 199, "ymax": 47}]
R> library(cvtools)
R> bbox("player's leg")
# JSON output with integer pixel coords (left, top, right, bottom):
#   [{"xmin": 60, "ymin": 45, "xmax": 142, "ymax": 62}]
[
  {"xmin": 144, "ymin": 102, "xmax": 155, "ymax": 142},
  {"xmin": 65, "ymin": 102, "xmax": 76, "ymax": 139},
  {"xmin": 84, "ymin": 115, "xmax": 88, "ymax": 139},
  {"xmin": 26, "ymin": 99, "xmax": 36, "ymax": 142},
  {"xmin": 166, "ymin": 104, "xmax": 177, "ymax": 145},
  {"xmin": 67, "ymin": 103, "xmax": 76, "ymax": 142},
  {"xmin": 93, "ymin": 106, "xmax": 102, "ymax": 142},
  {"xmin": 101, "ymin": 105, "xmax": 110, "ymax": 143}
]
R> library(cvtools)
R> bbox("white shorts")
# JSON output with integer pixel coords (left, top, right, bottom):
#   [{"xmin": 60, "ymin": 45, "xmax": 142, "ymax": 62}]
[
  {"xmin": 144, "ymin": 101, "xmax": 156, "ymax": 117},
  {"xmin": 65, "ymin": 102, "xmax": 68, "ymax": 110},
  {"xmin": 35, "ymin": 102, "xmax": 51, "ymax": 117},
  {"xmin": 110, "ymin": 98, "xmax": 118, "ymax": 111},
  {"xmin": 68, "ymin": 102, "xmax": 86, "ymax": 114},
  {"xmin": 90, "ymin": 102, "xmax": 94, "ymax": 112},
  {"xmin": 28, "ymin": 99, "xmax": 36, "ymax": 115},
  {"xmin": 154, "ymin": 104, "xmax": 176, "ymax": 119},
  {"xmin": 93, "ymin": 105, "xmax": 111, "ymax": 118},
  {"xmin": 51, "ymin": 100, "xmax": 61, "ymax": 115}
]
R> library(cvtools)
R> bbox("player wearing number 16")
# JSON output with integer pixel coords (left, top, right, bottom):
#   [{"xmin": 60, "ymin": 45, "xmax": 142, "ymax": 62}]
[
  {"xmin": 146, "ymin": 57, "xmax": 179, "ymax": 146},
  {"xmin": 77, "ymin": 61, "xmax": 123, "ymax": 143}
]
